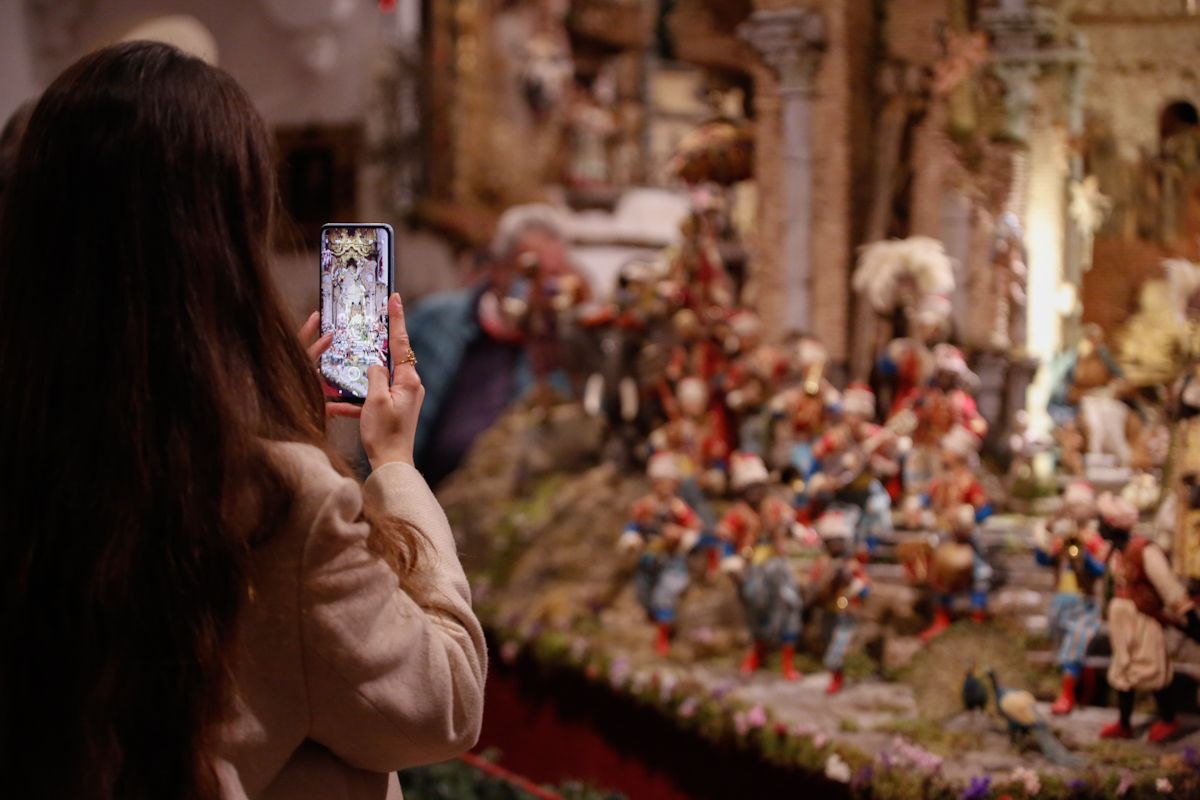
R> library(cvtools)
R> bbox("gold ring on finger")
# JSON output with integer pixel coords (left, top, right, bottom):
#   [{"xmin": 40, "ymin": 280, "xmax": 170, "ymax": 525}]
[{"xmin": 398, "ymin": 347, "xmax": 418, "ymax": 367}]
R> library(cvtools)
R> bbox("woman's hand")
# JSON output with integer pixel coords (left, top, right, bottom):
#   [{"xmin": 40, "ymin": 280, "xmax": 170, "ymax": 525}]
[
  {"xmin": 361, "ymin": 293, "xmax": 424, "ymax": 469},
  {"xmin": 297, "ymin": 311, "xmax": 362, "ymax": 419}
]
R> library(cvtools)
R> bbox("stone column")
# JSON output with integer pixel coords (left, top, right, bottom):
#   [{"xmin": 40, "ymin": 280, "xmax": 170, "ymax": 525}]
[
  {"xmin": 740, "ymin": 9, "xmax": 826, "ymax": 335},
  {"xmin": 979, "ymin": 0, "xmax": 1086, "ymax": 438}
]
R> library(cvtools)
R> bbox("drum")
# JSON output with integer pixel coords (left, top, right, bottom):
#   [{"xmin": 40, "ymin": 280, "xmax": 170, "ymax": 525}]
[{"xmin": 931, "ymin": 541, "xmax": 975, "ymax": 593}]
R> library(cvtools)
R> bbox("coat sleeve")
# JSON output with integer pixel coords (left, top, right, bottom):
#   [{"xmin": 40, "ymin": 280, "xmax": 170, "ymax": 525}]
[
  {"xmin": 1144, "ymin": 544, "xmax": 1194, "ymax": 617},
  {"xmin": 300, "ymin": 461, "xmax": 487, "ymax": 772}
]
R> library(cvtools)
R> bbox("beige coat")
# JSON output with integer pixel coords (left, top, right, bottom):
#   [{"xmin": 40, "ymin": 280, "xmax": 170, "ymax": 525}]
[{"xmin": 215, "ymin": 442, "xmax": 487, "ymax": 799}]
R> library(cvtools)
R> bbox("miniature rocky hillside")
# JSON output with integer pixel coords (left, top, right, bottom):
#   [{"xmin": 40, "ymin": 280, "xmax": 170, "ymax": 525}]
[
  {"xmin": 440, "ymin": 402, "xmax": 1200, "ymax": 683},
  {"xmin": 439, "ymin": 403, "xmax": 1200, "ymax": 796}
]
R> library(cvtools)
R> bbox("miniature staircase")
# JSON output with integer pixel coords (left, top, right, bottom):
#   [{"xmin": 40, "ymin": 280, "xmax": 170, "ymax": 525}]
[{"xmin": 859, "ymin": 514, "xmax": 1200, "ymax": 697}]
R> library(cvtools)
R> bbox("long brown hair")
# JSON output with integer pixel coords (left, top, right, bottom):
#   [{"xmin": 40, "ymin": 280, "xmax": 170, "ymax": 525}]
[{"xmin": 0, "ymin": 41, "xmax": 414, "ymax": 798}]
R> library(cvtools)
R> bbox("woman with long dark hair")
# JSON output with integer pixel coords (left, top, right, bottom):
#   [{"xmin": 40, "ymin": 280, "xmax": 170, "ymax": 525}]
[{"xmin": 0, "ymin": 42, "xmax": 485, "ymax": 799}]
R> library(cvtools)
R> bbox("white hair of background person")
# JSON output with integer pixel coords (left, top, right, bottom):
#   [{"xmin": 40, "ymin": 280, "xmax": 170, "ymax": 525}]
[{"xmin": 491, "ymin": 203, "xmax": 566, "ymax": 261}]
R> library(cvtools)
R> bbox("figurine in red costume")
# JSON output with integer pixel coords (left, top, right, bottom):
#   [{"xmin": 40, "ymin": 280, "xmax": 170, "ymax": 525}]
[
  {"xmin": 876, "ymin": 293, "xmax": 952, "ymax": 415},
  {"xmin": 768, "ymin": 336, "xmax": 836, "ymax": 476},
  {"xmin": 722, "ymin": 310, "xmax": 788, "ymax": 458},
  {"xmin": 808, "ymin": 511, "xmax": 871, "ymax": 694},
  {"xmin": 717, "ymin": 453, "xmax": 806, "ymax": 681},
  {"xmin": 1098, "ymin": 493, "xmax": 1200, "ymax": 742},
  {"xmin": 667, "ymin": 204, "xmax": 734, "ymax": 320},
  {"xmin": 662, "ymin": 309, "xmax": 724, "ymax": 386},
  {"xmin": 811, "ymin": 383, "xmax": 901, "ymax": 549},
  {"xmin": 649, "ymin": 376, "xmax": 730, "ymax": 495},
  {"xmin": 620, "ymin": 452, "xmax": 703, "ymax": 656},
  {"xmin": 923, "ymin": 426, "xmax": 992, "ymax": 529},
  {"xmin": 901, "ymin": 343, "xmax": 987, "ymax": 501}
]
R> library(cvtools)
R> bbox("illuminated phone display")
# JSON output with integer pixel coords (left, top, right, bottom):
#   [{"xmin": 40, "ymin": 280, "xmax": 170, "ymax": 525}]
[{"xmin": 319, "ymin": 224, "xmax": 393, "ymax": 402}]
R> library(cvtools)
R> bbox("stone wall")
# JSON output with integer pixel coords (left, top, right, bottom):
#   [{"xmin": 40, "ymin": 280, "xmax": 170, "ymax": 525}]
[
  {"xmin": 1072, "ymin": 8, "xmax": 1200, "ymax": 330},
  {"xmin": 1076, "ymin": 20, "xmax": 1200, "ymax": 161}
]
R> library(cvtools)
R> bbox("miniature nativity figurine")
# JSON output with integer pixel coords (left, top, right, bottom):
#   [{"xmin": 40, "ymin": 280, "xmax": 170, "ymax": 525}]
[
  {"xmin": 808, "ymin": 511, "xmax": 871, "ymax": 695},
  {"xmin": 1097, "ymin": 493, "xmax": 1200, "ymax": 742},
  {"xmin": 920, "ymin": 503, "xmax": 994, "ymax": 642},
  {"xmin": 620, "ymin": 452, "xmax": 703, "ymax": 656},
  {"xmin": 717, "ymin": 453, "xmax": 806, "ymax": 681},
  {"xmin": 1033, "ymin": 480, "xmax": 1106, "ymax": 716}
]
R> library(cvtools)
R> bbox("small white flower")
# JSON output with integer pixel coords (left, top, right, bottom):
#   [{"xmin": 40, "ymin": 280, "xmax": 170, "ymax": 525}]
[
  {"xmin": 824, "ymin": 753, "xmax": 851, "ymax": 783},
  {"xmin": 1157, "ymin": 777, "xmax": 1173, "ymax": 794},
  {"xmin": 658, "ymin": 673, "xmax": 678, "ymax": 704}
]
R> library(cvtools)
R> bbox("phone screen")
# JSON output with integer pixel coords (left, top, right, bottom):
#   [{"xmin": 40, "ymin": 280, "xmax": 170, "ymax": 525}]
[{"xmin": 319, "ymin": 224, "xmax": 392, "ymax": 402}]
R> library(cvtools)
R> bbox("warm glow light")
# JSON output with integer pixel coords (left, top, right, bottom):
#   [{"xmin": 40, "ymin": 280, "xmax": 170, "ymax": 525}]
[
  {"xmin": 1024, "ymin": 128, "xmax": 1067, "ymax": 438},
  {"xmin": 1055, "ymin": 282, "xmax": 1077, "ymax": 316}
]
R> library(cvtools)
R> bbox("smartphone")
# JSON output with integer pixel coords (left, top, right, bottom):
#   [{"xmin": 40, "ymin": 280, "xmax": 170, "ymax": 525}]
[{"xmin": 318, "ymin": 223, "xmax": 394, "ymax": 403}]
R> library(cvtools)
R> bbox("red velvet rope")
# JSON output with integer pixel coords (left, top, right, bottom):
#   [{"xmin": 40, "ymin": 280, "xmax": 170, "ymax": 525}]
[{"xmin": 456, "ymin": 752, "xmax": 563, "ymax": 800}]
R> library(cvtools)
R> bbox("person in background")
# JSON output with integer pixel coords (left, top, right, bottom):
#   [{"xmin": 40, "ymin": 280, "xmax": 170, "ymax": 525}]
[
  {"xmin": 409, "ymin": 203, "xmax": 583, "ymax": 485},
  {"xmin": 0, "ymin": 42, "xmax": 485, "ymax": 799}
]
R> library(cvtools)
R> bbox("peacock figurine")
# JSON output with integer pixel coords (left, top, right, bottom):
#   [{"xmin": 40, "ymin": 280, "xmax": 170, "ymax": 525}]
[
  {"xmin": 962, "ymin": 663, "xmax": 988, "ymax": 712},
  {"xmin": 987, "ymin": 670, "xmax": 1084, "ymax": 768}
]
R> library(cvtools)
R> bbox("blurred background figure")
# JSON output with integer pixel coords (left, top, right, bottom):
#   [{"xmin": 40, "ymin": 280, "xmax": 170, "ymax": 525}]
[{"xmin": 408, "ymin": 203, "xmax": 588, "ymax": 485}]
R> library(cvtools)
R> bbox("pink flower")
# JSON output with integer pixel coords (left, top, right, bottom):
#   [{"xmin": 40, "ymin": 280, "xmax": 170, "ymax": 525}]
[
  {"xmin": 888, "ymin": 737, "xmax": 943, "ymax": 775},
  {"xmin": 793, "ymin": 723, "xmax": 819, "ymax": 738},
  {"xmin": 1117, "ymin": 771, "xmax": 1134, "ymax": 797},
  {"xmin": 499, "ymin": 641, "xmax": 520, "ymax": 664},
  {"xmin": 813, "ymin": 733, "xmax": 829, "ymax": 749},
  {"xmin": 746, "ymin": 705, "xmax": 768, "ymax": 729},
  {"xmin": 1010, "ymin": 767, "xmax": 1040, "ymax": 796},
  {"xmin": 608, "ymin": 657, "xmax": 631, "ymax": 688},
  {"xmin": 733, "ymin": 711, "xmax": 749, "ymax": 737},
  {"xmin": 1156, "ymin": 777, "xmax": 1173, "ymax": 794},
  {"xmin": 678, "ymin": 696, "xmax": 699, "ymax": 718}
]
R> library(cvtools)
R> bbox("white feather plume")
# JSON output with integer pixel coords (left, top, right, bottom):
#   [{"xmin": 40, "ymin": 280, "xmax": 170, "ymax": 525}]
[
  {"xmin": 853, "ymin": 236, "xmax": 956, "ymax": 314},
  {"xmin": 1163, "ymin": 258, "xmax": 1200, "ymax": 320}
]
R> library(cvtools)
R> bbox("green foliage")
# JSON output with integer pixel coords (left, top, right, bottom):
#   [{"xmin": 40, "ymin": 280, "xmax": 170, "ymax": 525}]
[
  {"xmin": 851, "ymin": 769, "xmax": 955, "ymax": 800},
  {"xmin": 843, "ymin": 650, "xmax": 878, "ymax": 681},
  {"xmin": 485, "ymin": 474, "xmax": 566, "ymax": 589},
  {"xmin": 398, "ymin": 756, "xmax": 624, "ymax": 800},
  {"xmin": 880, "ymin": 717, "xmax": 984, "ymax": 757},
  {"xmin": 1084, "ymin": 739, "xmax": 1159, "ymax": 772}
]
